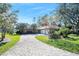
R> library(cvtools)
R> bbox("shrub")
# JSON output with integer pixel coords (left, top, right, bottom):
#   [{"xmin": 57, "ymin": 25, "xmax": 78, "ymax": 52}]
[
  {"xmin": 57, "ymin": 27, "xmax": 70, "ymax": 38},
  {"xmin": 52, "ymin": 30, "xmax": 61, "ymax": 39},
  {"xmin": 48, "ymin": 28, "xmax": 60, "ymax": 39},
  {"xmin": 49, "ymin": 27, "xmax": 71, "ymax": 39}
]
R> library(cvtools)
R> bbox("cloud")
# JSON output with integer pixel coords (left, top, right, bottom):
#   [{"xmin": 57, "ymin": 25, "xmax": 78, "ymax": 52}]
[
  {"xmin": 17, "ymin": 16, "xmax": 34, "ymax": 24},
  {"xmin": 38, "ymin": 8, "xmax": 53, "ymax": 15},
  {"xmin": 32, "ymin": 7, "xmax": 45, "ymax": 10}
]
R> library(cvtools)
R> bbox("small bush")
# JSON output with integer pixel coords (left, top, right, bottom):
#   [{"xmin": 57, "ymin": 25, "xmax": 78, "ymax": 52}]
[
  {"xmin": 49, "ymin": 27, "xmax": 70, "ymax": 39},
  {"xmin": 49, "ymin": 28, "xmax": 60, "ymax": 39},
  {"xmin": 59, "ymin": 27, "xmax": 70, "ymax": 37},
  {"xmin": 68, "ymin": 34, "xmax": 79, "ymax": 41},
  {"xmin": 52, "ymin": 31, "xmax": 61, "ymax": 39}
]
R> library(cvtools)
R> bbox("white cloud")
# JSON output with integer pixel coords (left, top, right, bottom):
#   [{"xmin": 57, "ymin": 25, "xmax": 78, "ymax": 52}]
[
  {"xmin": 17, "ymin": 16, "xmax": 35, "ymax": 24},
  {"xmin": 32, "ymin": 7, "xmax": 45, "ymax": 10},
  {"xmin": 38, "ymin": 8, "xmax": 53, "ymax": 15}
]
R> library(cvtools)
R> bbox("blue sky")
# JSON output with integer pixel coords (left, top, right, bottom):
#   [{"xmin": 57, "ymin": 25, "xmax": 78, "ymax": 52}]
[{"xmin": 11, "ymin": 3, "xmax": 59, "ymax": 24}]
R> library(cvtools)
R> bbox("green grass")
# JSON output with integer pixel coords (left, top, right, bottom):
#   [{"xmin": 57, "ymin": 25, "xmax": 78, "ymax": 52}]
[
  {"xmin": 0, "ymin": 34, "xmax": 20, "ymax": 55},
  {"xmin": 36, "ymin": 35, "xmax": 79, "ymax": 54}
]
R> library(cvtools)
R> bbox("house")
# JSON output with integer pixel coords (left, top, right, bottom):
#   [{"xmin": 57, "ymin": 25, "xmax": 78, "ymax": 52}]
[{"xmin": 37, "ymin": 21, "xmax": 59, "ymax": 35}]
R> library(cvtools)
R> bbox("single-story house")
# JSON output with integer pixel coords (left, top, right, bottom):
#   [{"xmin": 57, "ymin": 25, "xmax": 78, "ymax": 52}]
[{"xmin": 37, "ymin": 24, "xmax": 59, "ymax": 35}]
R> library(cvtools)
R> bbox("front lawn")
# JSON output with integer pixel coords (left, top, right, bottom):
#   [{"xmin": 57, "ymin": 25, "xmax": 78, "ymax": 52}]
[
  {"xmin": 36, "ymin": 35, "xmax": 79, "ymax": 54},
  {"xmin": 0, "ymin": 34, "xmax": 20, "ymax": 55}
]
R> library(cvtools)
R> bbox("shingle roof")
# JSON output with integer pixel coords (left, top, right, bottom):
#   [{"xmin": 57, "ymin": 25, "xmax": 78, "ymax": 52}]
[{"xmin": 37, "ymin": 25, "xmax": 59, "ymax": 30}]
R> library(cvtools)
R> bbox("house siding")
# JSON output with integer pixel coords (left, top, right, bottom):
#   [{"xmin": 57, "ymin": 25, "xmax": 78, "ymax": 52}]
[{"xmin": 40, "ymin": 29, "xmax": 49, "ymax": 35}]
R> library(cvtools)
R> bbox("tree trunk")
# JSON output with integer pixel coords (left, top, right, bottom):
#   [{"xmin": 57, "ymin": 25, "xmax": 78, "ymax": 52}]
[
  {"xmin": 0, "ymin": 25, "xmax": 6, "ymax": 42},
  {"xmin": 0, "ymin": 32, "xmax": 5, "ymax": 42}
]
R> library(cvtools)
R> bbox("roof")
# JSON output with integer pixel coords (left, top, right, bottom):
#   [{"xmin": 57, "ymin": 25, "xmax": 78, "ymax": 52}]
[{"xmin": 37, "ymin": 25, "xmax": 59, "ymax": 30}]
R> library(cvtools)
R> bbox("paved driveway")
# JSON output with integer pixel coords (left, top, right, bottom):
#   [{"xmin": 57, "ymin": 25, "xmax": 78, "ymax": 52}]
[{"xmin": 2, "ymin": 34, "xmax": 78, "ymax": 56}]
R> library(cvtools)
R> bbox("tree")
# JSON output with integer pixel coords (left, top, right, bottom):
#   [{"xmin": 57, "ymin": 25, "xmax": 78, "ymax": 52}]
[
  {"xmin": 31, "ymin": 24, "xmax": 37, "ymax": 33},
  {"xmin": 33, "ymin": 17, "xmax": 36, "ymax": 23},
  {"xmin": 56, "ymin": 3, "xmax": 79, "ymax": 34},
  {"xmin": 37, "ymin": 14, "xmax": 49, "ymax": 27},
  {"xmin": 16, "ymin": 23, "xmax": 29, "ymax": 34},
  {"xmin": 0, "ymin": 3, "xmax": 18, "ymax": 42},
  {"xmin": 37, "ymin": 16, "xmax": 43, "ymax": 27},
  {"xmin": 6, "ymin": 11, "xmax": 18, "ymax": 34}
]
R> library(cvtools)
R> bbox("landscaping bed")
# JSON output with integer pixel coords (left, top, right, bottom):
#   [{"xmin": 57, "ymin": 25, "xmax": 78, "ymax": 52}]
[{"xmin": 36, "ymin": 35, "xmax": 79, "ymax": 54}]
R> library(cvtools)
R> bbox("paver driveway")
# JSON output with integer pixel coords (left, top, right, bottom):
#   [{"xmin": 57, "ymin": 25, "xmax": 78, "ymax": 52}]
[{"xmin": 2, "ymin": 34, "xmax": 78, "ymax": 56}]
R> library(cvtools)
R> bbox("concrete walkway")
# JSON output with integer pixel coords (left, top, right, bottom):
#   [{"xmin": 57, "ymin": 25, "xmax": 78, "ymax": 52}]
[{"xmin": 2, "ymin": 34, "xmax": 78, "ymax": 56}]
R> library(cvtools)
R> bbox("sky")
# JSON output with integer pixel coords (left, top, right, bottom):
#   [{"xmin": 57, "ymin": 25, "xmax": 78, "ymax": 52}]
[{"xmin": 11, "ymin": 3, "xmax": 59, "ymax": 24}]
